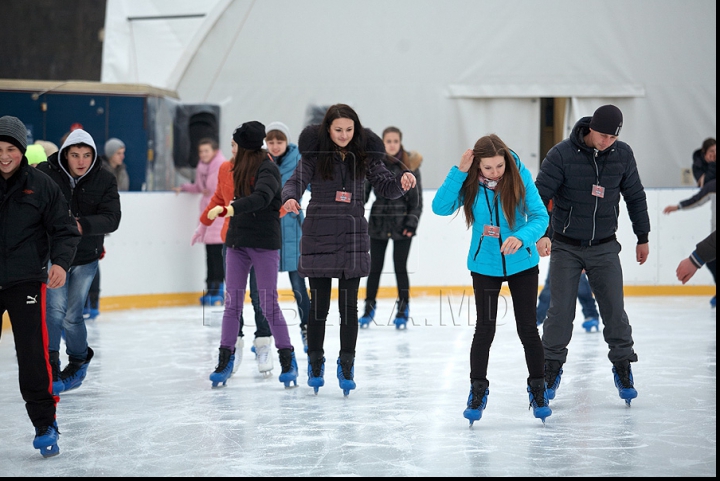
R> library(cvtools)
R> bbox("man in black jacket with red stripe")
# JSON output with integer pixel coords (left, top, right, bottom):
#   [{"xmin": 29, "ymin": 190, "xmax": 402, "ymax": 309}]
[
  {"xmin": 0, "ymin": 116, "xmax": 80, "ymax": 457},
  {"xmin": 535, "ymin": 105, "xmax": 650, "ymax": 407}
]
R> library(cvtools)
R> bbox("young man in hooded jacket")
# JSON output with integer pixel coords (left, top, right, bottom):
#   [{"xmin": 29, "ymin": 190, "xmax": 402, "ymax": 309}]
[
  {"xmin": 534, "ymin": 105, "xmax": 650, "ymax": 406},
  {"xmin": 37, "ymin": 129, "xmax": 121, "ymax": 395},
  {"xmin": 0, "ymin": 116, "xmax": 81, "ymax": 457}
]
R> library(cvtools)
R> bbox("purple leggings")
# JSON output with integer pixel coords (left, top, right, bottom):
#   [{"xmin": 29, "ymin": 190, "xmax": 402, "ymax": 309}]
[{"xmin": 220, "ymin": 246, "xmax": 292, "ymax": 350}]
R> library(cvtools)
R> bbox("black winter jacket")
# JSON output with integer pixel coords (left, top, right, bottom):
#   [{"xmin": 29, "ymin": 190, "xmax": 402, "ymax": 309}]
[
  {"xmin": 226, "ymin": 157, "xmax": 282, "ymax": 250},
  {"xmin": 38, "ymin": 151, "xmax": 121, "ymax": 266},
  {"xmin": 692, "ymin": 148, "xmax": 716, "ymax": 185},
  {"xmin": 535, "ymin": 116, "xmax": 650, "ymax": 244},
  {"xmin": 365, "ymin": 150, "xmax": 423, "ymax": 240},
  {"xmin": 282, "ymin": 125, "xmax": 407, "ymax": 279},
  {"xmin": 0, "ymin": 158, "xmax": 80, "ymax": 289}
]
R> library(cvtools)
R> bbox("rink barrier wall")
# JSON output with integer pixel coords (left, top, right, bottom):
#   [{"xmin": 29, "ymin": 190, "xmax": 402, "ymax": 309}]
[{"xmin": 0, "ymin": 187, "xmax": 714, "ymax": 330}]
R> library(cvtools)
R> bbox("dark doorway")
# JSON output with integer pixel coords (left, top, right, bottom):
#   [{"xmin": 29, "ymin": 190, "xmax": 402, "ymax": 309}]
[{"xmin": 539, "ymin": 98, "xmax": 567, "ymax": 168}]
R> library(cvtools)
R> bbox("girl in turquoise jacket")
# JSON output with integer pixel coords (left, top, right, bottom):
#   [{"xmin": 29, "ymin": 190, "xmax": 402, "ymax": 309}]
[{"xmin": 432, "ymin": 134, "xmax": 551, "ymax": 426}]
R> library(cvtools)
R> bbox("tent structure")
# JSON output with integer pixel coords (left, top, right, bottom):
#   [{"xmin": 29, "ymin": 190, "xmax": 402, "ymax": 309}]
[{"xmin": 102, "ymin": 0, "xmax": 716, "ymax": 188}]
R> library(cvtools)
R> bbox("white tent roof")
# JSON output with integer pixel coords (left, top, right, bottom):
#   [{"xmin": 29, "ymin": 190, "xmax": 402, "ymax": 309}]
[{"xmin": 102, "ymin": 0, "xmax": 717, "ymax": 188}]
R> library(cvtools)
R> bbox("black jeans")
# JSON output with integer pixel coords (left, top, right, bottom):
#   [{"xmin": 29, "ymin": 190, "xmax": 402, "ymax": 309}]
[
  {"xmin": 365, "ymin": 237, "xmax": 412, "ymax": 304},
  {"xmin": 470, "ymin": 266, "xmax": 544, "ymax": 382},
  {"xmin": 206, "ymin": 243, "xmax": 225, "ymax": 286},
  {"xmin": 307, "ymin": 276, "xmax": 361, "ymax": 356}
]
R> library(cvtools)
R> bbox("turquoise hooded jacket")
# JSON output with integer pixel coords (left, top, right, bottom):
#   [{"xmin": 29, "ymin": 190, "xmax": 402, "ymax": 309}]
[{"xmin": 432, "ymin": 152, "xmax": 548, "ymax": 277}]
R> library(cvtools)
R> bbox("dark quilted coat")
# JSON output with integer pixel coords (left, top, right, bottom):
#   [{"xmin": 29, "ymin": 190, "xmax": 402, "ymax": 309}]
[
  {"xmin": 282, "ymin": 125, "xmax": 407, "ymax": 278},
  {"xmin": 535, "ymin": 116, "xmax": 650, "ymax": 243}
]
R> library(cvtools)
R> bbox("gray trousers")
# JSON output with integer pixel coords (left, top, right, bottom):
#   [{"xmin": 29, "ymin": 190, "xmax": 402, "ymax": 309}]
[{"xmin": 542, "ymin": 239, "xmax": 638, "ymax": 364}]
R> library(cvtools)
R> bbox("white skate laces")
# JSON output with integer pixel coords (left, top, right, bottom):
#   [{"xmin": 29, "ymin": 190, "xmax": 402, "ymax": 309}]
[{"xmin": 253, "ymin": 337, "xmax": 273, "ymax": 374}]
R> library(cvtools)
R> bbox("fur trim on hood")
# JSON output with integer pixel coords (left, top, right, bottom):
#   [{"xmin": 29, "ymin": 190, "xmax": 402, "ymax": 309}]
[
  {"xmin": 402, "ymin": 150, "xmax": 423, "ymax": 171},
  {"xmin": 298, "ymin": 124, "xmax": 386, "ymax": 161}
]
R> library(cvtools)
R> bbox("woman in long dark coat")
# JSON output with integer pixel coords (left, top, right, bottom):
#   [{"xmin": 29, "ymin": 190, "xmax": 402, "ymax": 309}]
[{"xmin": 282, "ymin": 104, "xmax": 416, "ymax": 396}]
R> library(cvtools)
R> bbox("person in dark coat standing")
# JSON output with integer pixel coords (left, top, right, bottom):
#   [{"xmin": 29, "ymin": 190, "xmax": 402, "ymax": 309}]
[
  {"xmin": 282, "ymin": 104, "xmax": 416, "ymax": 396},
  {"xmin": 691, "ymin": 137, "xmax": 716, "ymax": 188},
  {"xmin": 535, "ymin": 105, "xmax": 650, "ymax": 407},
  {"xmin": 0, "ymin": 116, "xmax": 81, "ymax": 457},
  {"xmin": 37, "ymin": 129, "xmax": 121, "ymax": 395},
  {"xmin": 360, "ymin": 126, "xmax": 423, "ymax": 329}
]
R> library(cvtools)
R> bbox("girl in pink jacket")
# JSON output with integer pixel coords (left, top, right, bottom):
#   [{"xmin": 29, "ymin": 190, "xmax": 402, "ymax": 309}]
[{"xmin": 175, "ymin": 138, "xmax": 226, "ymax": 304}]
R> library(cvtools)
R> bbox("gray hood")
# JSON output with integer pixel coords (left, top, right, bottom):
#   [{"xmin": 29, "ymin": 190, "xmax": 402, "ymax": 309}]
[{"xmin": 58, "ymin": 129, "xmax": 98, "ymax": 187}]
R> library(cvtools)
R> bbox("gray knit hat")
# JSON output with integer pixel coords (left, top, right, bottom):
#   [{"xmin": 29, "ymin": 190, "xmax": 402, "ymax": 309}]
[
  {"xmin": 266, "ymin": 121, "xmax": 291, "ymax": 142},
  {"xmin": 0, "ymin": 116, "xmax": 28, "ymax": 154},
  {"xmin": 105, "ymin": 138, "xmax": 126, "ymax": 159}
]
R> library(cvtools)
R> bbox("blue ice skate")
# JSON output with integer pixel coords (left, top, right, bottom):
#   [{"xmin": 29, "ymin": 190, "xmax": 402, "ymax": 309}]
[
  {"xmin": 711, "ymin": 295, "xmax": 716, "ymax": 308},
  {"xmin": 307, "ymin": 352, "xmax": 325, "ymax": 394},
  {"xmin": 60, "ymin": 347, "xmax": 94, "ymax": 393},
  {"xmin": 527, "ymin": 378, "xmax": 552, "ymax": 424},
  {"xmin": 612, "ymin": 360, "xmax": 637, "ymax": 406},
  {"xmin": 278, "ymin": 349, "xmax": 298, "ymax": 388},
  {"xmin": 33, "ymin": 422, "xmax": 60, "ymax": 458},
  {"xmin": 463, "ymin": 380, "xmax": 489, "ymax": 427},
  {"xmin": 393, "ymin": 301, "xmax": 409, "ymax": 330},
  {"xmin": 544, "ymin": 359, "xmax": 563, "ymax": 400},
  {"xmin": 582, "ymin": 317, "xmax": 600, "ymax": 332},
  {"xmin": 49, "ymin": 352, "xmax": 64, "ymax": 396},
  {"xmin": 209, "ymin": 347, "xmax": 235, "ymax": 388},
  {"xmin": 337, "ymin": 352, "xmax": 356, "ymax": 396},
  {"xmin": 359, "ymin": 300, "xmax": 376, "ymax": 329}
]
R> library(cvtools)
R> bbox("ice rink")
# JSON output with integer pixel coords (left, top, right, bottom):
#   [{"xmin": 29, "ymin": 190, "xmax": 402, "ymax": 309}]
[{"xmin": 0, "ymin": 294, "xmax": 716, "ymax": 476}]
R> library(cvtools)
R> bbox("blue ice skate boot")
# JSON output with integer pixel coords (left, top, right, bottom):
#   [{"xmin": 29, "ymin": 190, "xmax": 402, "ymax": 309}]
[
  {"xmin": 33, "ymin": 422, "xmax": 60, "ymax": 458},
  {"xmin": 393, "ymin": 300, "xmax": 409, "ymax": 330},
  {"xmin": 527, "ymin": 377, "xmax": 552, "ymax": 424},
  {"xmin": 358, "ymin": 300, "xmax": 376, "ymax": 329},
  {"xmin": 582, "ymin": 317, "xmax": 600, "ymax": 332},
  {"xmin": 544, "ymin": 359, "xmax": 563, "ymax": 400},
  {"xmin": 278, "ymin": 348, "xmax": 298, "ymax": 388},
  {"xmin": 711, "ymin": 295, "xmax": 716, "ymax": 308},
  {"xmin": 209, "ymin": 347, "xmax": 235, "ymax": 387},
  {"xmin": 337, "ymin": 351, "xmax": 356, "ymax": 396},
  {"xmin": 612, "ymin": 360, "xmax": 637, "ymax": 406},
  {"xmin": 49, "ymin": 351, "xmax": 65, "ymax": 396},
  {"xmin": 60, "ymin": 347, "xmax": 94, "ymax": 393},
  {"xmin": 307, "ymin": 351, "xmax": 325, "ymax": 394},
  {"xmin": 463, "ymin": 379, "xmax": 489, "ymax": 427},
  {"xmin": 209, "ymin": 282, "xmax": 225, "ymax": 306}
]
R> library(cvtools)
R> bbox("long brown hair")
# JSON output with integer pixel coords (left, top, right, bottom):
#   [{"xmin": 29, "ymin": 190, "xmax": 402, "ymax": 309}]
[
  {"xmin": 232, "ymin": 147, "xmax": 267, "ymax": 198},
  {"xmin": 461, "ymin": 134, "xmax": 526, "ymax": 229},
  {"xmin": 317, "ymin": 104, "xmax": 367, "ymax": 180}
]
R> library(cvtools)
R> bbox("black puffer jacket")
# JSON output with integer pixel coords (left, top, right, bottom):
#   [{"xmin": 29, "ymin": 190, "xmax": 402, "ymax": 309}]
[
  {"xmin": 535, "ymin": 116, "xmax": 650, "ymax": 244},
  {"xmin": 37, "ymin": 131, "xmax": 121, "ymax": 266},
  {"xmin": 0, "ymin": 158, "xmax": 80, "ymax": 289},
  {"xmin": 226, "ymin": 157, "xmax": 282, "ymax": 250},
  {"xmin": 365, "ymin": 150, "xmax": 423, "ymax": 240},
  {"xmin": 282, "ymin": 125, "xmax": 406, "ymax": 279}
]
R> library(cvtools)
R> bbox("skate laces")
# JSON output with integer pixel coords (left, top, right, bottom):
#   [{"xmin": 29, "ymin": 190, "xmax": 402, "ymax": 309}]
[
  {"xmin": 614, "ymin": 365, "xmax": 634, "ymax": 388},
  {"xmin": 36, "ymin": 425, "xmax": 59, "ymax": 436},
  {"xmin": 339, "ymin": 360, "xmax": 353, "ymax": 380},
  {"xmin": 214, "ymin": 350, "xmax": 232, "ymax": 373},
  {"xmin": 545, "ymin": 361, "xmax": 562, "ymax": 388},
  {"xmin": 60, "ymin": 362, "xmax": 83, "ymax": 381},
  {"xmin": 529, "ymin": 386, "xmax": 547, "ymax": 408},
  {"xmin": 257, "ymin": 345, "xmax": 271, "ymax": 366}
]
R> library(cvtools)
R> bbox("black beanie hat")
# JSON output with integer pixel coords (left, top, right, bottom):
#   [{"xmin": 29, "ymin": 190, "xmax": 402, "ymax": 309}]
[
  {"xmin": 233, "ymin": 121, "xmax": 266, "ymax": 151},
  {"xmin": 589, "ymin": 105, "xmax": 623, "ymax": 136},
  {"xmin": 0, "ymin": 115, "xmax": 28, "ymax": 154}
]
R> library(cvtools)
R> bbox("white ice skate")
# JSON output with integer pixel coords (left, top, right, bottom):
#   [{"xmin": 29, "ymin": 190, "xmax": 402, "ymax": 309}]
[
  {"xmin": 253, "ymin": 337, "xmax": 273, "ymax": 375},
  {"xmin": 233, "ymin": 338, "xmax": 244, "ymax": 373}
]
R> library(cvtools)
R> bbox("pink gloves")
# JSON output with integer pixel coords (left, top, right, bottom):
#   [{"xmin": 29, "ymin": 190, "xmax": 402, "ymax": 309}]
[{"xmin": 191, "ymin": 224, "xmax": 208, "ymax": 246}]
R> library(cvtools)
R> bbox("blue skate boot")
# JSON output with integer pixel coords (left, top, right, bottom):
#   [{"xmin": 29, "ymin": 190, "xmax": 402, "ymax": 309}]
[
  {"xmin": 393, "ymin": 300, "xmax": 409, "ymax": 330},
  {"xmin": 612, "ymin": 360, "xmax": 638, "ymax": 406},
  {"xmin": 49, "ymin": 351, "xmax": 65, "ymax": 396},
  {"xmin": 307, "ymin": 351, "xmax": 325, "ymax": 394},
  {"xmin": 463, "ymin": 379, "xmax": 489, "ymax": 427},
  {"xmin": 337, "ymin": 351, "xmax": 356, "ymax": 396},
  {"xmin": 209, "ymin": 347, "xmax": 235, "ymax": 387},
  {"xmin": 544, "ymin": 359, "xmax": 563, "ymax": 400},
  {"xmin": 60, "ymin": 347, "xmax": 94, "ymax": 393},
  {"xmin": 278, "ymin": 348, "xmax": 298, "ymax": 388},
  {"xmin": 582, "ymin": 317, "xmax": 600, "ymax": 332},
  {"xmin": 210, "ymin": 282, "xmax": 225, "ymax": 306},
  {"xmin": 711, "ymin": 295, "xmax": 716, "ymax": 308},
  {"xmin": 33, "ymin": 422, "xmax": 60, "ymax": 458},
  {"xmin": 358, "ymin": 300, "xmax": 376, "ymax": 329},
  {"xmin": 527, "ymin": 377, "xmax": 552, "ymax": 424}
]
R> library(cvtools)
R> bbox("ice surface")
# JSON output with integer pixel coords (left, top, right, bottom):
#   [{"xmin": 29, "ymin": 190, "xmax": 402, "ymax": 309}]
[{"xmin": 0, "ymin": 295, "xmax": 715, "ymax": 476}]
